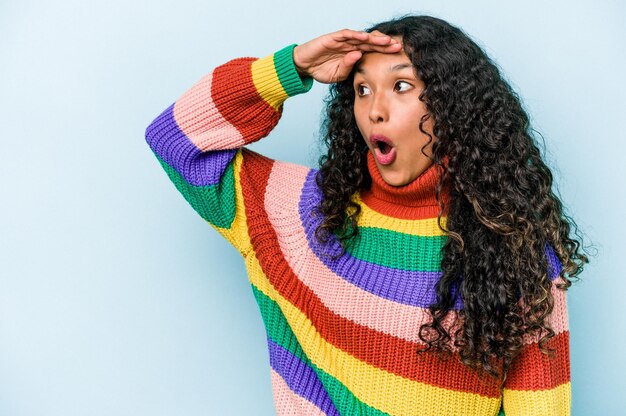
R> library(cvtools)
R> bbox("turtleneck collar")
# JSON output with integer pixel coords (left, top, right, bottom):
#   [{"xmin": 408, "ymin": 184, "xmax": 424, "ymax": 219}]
[{"xmin": 359, "ymin": 151, "xmax": 452, "ymax": 220}]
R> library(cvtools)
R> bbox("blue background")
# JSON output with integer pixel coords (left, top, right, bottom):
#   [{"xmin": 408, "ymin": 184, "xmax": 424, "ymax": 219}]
[{"xmin": 1, "ymin": 0, "xmax": 623, "ymax": 414}]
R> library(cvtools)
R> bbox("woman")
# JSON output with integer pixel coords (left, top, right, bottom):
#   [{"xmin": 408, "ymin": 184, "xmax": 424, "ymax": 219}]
[{"xmin": 145, "ymin": 14, "xmax": 588, "ymax": 416}]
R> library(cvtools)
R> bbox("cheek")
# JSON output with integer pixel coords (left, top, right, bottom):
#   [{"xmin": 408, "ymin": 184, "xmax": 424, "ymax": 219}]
[
  {"xmin": 396, "ymin": 108, "xmax": 423, "ymax": 134},
  {"xmin": 353, "ymin": 103, "xmax": 363, "ymax": 121},
  {"xmin": 405, "ymin": 105, "xmax": 433, "ymax": 134},
  {"xmin": 353, "ymin": 108, "xmax": 367, "ymax": 137}
]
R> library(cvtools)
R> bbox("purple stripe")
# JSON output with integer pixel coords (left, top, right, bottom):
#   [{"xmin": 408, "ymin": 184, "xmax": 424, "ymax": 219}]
[
  {"xmin": 145, "ymin": 103, "xmax": 237, "ymax": 187},
  {"xmin": 268, "ymin": 338, "xmax": 339, "ymax": 416},
  {"xmin": 299, "ymin": 170, "xmax": 463, "ymax": 309},
  {"xmin": 298, "ymin": 171, "xmax": 564, "ymax": 309},
  {"xmin": 545, "ymin": 242, "xmax": 564, "ymax": 280}
]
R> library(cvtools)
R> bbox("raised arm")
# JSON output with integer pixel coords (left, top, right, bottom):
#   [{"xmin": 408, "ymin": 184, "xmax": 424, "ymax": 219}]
[
  {"xmin": 144, "ymin": 44, "xmax": 313, "ymax": 255},
  {"xmin": 145, "ymin": 31, "xmax": 403, "ymax": 255}
]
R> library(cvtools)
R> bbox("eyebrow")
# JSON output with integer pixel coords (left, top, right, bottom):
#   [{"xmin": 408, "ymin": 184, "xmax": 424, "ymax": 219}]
[{"xmin": 355, "ymin": 63, "xmax": 413, "ymax": 75}]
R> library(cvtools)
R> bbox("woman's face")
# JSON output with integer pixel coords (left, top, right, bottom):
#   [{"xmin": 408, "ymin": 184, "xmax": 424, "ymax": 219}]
[{"xmin": 353, "ymin": 37, "xmax": 436, "ymax": 187}]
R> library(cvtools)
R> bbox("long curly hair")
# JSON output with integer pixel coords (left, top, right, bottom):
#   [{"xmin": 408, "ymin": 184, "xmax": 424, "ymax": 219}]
[{"xmin": 314, "ymin": 14, "xmax": 592, "ymax": 380}]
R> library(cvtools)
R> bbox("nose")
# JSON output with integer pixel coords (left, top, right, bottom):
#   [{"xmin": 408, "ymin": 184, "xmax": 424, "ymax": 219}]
[{"xmin": 368, "ymin": 93, "xmax": 388, "ymax": 124}]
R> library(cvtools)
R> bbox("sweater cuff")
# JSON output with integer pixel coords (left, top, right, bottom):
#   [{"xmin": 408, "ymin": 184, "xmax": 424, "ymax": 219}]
[
  {"xmin": 250, "ymin": 44, "xmax": 314, "ymax": 110},
  {"xmin": 273, "ymin": 43, "xmax": 314, "ymax": 96}
]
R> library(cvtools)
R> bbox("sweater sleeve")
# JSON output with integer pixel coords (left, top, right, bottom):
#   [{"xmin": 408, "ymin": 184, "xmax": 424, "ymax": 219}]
[
  {"xmin": 501, "ymin": 246, "xmax": 571, "ymax": 416},
  {"xmin": 144, "ymin": 44, "xmax": 314, "ymax": 256}
]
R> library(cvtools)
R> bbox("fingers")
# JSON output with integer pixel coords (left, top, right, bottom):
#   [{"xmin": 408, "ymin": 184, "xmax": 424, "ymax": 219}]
[
  {"xmin": 334, "ymin": 29, "xmax": 398, "ymax": 44},
  {"xmin": 333, "ymin": 29, "xmax": 401, "ymax": 54},
  {"xmin": 333, "ymin": 29, "xmax": 369, "ymax": 41},
  {"xmin": 355, "ymin": 41, "xmax": 402, "ymax": 53},
  {"xmin": 368, "ymin": 30, "xmax": 395, "ymax": 42}
]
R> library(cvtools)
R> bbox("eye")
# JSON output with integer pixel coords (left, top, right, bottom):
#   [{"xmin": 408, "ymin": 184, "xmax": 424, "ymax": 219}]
[
  {"xmin": 394, "ymin": 80, "xmax": 413, "ymax": 92},
  {"xmin": 355, "ymin": 81, "xmax": 413, "ymax": 97},
  {"xmin": 356, "ymin": 84, "xmax": 370, "ymax": 97}
]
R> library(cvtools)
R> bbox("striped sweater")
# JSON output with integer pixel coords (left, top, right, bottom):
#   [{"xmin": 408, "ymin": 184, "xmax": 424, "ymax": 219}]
[{"xmin": 145, "ymin": 43, "xmax": 571, "ymax": 416}]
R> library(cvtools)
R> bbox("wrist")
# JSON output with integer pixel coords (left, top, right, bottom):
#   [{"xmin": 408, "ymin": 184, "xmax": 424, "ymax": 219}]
[
  {"xmin": 270, "ymin": 44, "xmax": 314, "ymax": 97},
  {"xmin": 292, "ymin": 45, "xmax": 308, "ymax": 77}
]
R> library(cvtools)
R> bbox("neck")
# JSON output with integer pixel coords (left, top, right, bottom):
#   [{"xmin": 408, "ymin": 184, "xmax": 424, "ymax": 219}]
[{"xmin": 359, "ymin": 151, "xmax": 452, "ymax": 220}]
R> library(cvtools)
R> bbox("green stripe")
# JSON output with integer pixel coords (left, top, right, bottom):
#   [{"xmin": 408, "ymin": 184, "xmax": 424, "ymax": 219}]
[
  {"xmin": 154, "ymin": 152, "xmax": 236, "ymax": 229},
  {"xmin": 273, "ymin": 44, "xmax": 314, "ymax": 97},
  {"xmin": 250, "ymin": 284, "xmax": 389, "ymax": 415},
  {"xmin": 344, "ymin": 227, "xmax": 447, "ymax": 271}
]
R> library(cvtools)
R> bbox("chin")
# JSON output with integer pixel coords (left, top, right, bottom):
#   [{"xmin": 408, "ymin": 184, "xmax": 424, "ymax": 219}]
[{"xmin": 382, "ymin": 174, "xmax": 413, "ymax": 187}]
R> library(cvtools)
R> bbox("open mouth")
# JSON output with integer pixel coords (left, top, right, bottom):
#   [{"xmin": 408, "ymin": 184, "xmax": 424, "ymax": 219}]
[{"xmin": 376, "ymin": 141, "xmax": 392, "ymax": 155}]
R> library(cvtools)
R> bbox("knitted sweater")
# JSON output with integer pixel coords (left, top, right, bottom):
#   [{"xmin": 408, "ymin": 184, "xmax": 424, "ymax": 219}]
[{"xmin": 145, "ymin": 44, "xmax": 571, "ymax": 416}]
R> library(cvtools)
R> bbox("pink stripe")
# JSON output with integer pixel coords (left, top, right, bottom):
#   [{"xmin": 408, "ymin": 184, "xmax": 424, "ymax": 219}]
[
  {"xmin": 264, "ymin": 161, "xmax": 568, "ymax": 349},
  {"xmin": 522, "ymin": 281, "xmax": 569, "ymax": 344},
  {"xmin": 270, "ymin": 369, "xmax": 326, "ymax": 416},
  {"xmin": 173, "ymin": 72, "xmax": 245, "ymax": 150}
]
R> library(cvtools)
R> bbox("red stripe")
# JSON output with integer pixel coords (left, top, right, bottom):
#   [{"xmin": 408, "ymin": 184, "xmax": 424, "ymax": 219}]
[
  {"xmin": 212, "ymin": 58, "xmax": 283, "ymax": 145},
  {"xmin": 360, "ymin": 192, "xmax": 446, "ymax": 219},
  {"xmin": 239, "ymin": 150, "xmax": 502, "ymax": 398},
  {"xmin": 504, "ymin": 331, "xmax": 570, "ymax": 390}
]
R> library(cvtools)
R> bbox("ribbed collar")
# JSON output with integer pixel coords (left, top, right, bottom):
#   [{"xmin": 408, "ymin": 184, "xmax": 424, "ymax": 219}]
[{"xmin": 359, "ymin": 151, "xmax": 452, "ymax": 220}]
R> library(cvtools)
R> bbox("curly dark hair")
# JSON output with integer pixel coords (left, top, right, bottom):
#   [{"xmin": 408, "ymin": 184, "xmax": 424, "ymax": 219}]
[{"xmin": 313, "ymin": 14, "xmax": 593, "ymax": 381}]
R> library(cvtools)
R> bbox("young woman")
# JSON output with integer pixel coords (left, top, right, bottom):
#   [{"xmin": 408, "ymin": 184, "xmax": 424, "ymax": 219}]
[{"xmin": 145, "ymin": 14, "xmax": 588, "ymax": 416}]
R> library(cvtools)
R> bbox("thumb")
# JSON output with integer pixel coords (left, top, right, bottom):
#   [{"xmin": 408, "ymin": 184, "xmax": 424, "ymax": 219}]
[{"xmin": 343, "ymin": 50, "xmax": 363, "ymax": 68}]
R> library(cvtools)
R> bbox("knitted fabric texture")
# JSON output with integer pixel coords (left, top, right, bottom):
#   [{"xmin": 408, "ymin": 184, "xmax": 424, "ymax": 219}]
[{"xmin": 145, "ymin": 43, "xmax": 571, "ymax": 416}]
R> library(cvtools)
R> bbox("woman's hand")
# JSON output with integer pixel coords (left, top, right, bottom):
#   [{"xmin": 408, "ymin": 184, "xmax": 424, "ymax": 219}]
[{"xmin": 292, "ymin": 29, "xmax": 403, "ymax": 84}]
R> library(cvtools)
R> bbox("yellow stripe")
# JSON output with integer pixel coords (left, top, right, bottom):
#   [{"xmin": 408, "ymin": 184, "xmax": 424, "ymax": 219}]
[
  {"xmin": 214, "ymin": 150, "xmax": 252, "ymax": 256},
  {"xmin": 352, "ymin": 193, "xmax": 449, "ymax": 237},
  {"xmin": 251, "ymin": 54, "xmax": 288, "ymax": 111},
  {"xmin": 245, "ymin": 250, "xmax": 280, "ymax": 302},
  {"xmin": 245, "ymin": 252, "xmax": 501, "ymax": 415},
  {"xmin": 503, "ymin": 382, "xmax": 571, "ymax": 416}
]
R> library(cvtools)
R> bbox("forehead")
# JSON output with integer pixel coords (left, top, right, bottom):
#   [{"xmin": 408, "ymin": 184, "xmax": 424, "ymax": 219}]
[{"xmin": 354, "ymin": 48, "xmax": 412, "ymax": 75}]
